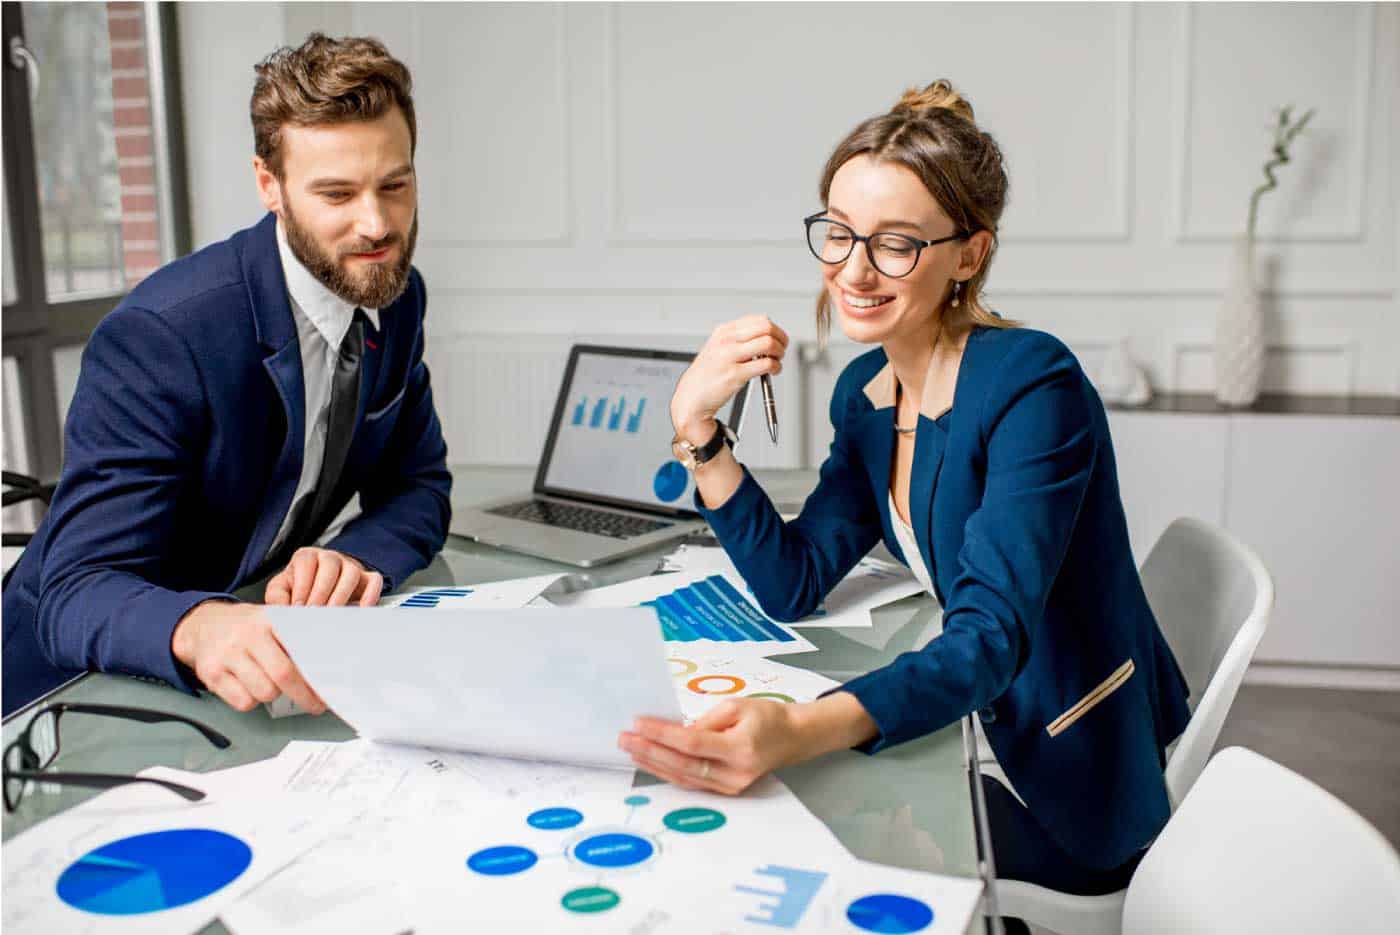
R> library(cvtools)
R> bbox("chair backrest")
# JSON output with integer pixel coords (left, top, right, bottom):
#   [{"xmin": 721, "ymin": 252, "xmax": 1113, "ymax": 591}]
[
  {"xmin": 1123, "ymin": 746, "xmax": 1400, "ymax": 934},
  {"xmin": 1138, "ymin": 517, "xmax": 1274, "ymax": 807}
]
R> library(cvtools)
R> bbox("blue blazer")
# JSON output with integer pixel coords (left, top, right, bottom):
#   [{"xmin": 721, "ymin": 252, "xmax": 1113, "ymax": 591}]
[
  {"xmin": 2, "ymin": 213, "xmax": 452, "ymax": 714},
  {"xmin": 699, "ymin": 326, "xmax": 1191, "ymax": 870}
]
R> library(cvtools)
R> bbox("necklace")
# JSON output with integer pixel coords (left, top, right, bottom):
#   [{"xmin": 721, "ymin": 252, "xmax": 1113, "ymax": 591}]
[{"xmin": 893, "ymin": 323, "xmax": 943, "ymax": 435}]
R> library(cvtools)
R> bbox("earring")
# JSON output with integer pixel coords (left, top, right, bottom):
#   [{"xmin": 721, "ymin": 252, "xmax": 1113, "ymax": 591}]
[{"xmin": 950, "ymin": 280, "xmax": 962, "ymax": 308}]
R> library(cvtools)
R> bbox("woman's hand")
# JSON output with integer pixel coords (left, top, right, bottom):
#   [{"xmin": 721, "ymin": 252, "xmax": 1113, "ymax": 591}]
[
  {"xmin": 620, "ymin": 698, "xmax": 805, "ymax": 795},
  {"xmin": 618, "ymin": 692, "xmax": 878, "ymax": 796},
  {"xmin": 671, "ymin": 315, "xmax": 788, "ymax": 444}
]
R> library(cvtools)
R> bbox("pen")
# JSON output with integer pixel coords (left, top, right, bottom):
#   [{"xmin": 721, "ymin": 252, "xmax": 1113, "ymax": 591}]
[{"xmin": 761, "ymin": 372, "xmax": 779, "ymax": 444}]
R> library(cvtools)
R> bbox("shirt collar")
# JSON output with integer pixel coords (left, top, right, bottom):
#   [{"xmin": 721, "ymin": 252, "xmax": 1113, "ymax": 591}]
[{"xmin": 276, "ymin": 219, "xmax": 380, "ymax": 347}]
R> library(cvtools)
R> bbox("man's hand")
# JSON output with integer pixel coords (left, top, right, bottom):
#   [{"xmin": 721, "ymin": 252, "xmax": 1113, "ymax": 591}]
[
  {"xmin": 171, "ymin": 601, "xmax": 327, "ymax": 714},
  {"xmin": 263, "ymin": 547, "xmax": 384, "ymax": 607}
]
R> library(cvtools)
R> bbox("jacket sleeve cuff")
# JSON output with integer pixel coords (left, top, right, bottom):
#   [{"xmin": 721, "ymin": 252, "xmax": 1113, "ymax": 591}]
[
  {"xmin": 324, "ymin": 527, "xmax": 412, "ymax": 593},
  {"xmin": 693, "ymin": 465, "xmax": 766, "ymax": 538},
  {"xmin": 155, "ymin": 591, "xmax": 240, "ymax": 694},
  {"xmin": 820, "ymin": 677, "xmax": 904, "ymax": 755}
]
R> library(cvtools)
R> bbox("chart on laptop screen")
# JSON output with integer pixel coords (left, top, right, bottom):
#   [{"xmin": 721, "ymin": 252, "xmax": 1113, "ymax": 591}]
[{"xmin": 544, "ymin": 353, "xmax": 694, "ymax": 510}]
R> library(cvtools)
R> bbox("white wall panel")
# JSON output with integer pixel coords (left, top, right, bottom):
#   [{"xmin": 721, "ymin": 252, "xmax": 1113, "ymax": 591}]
[
  {"xmin": 180, "ymin": 2, "xmax": 1398, "ymax": 392},
  {"xmin": 607, "ymin": 3, "xmax": 1131, "ymax": 245},
  {"xmin": 351, "ymin": 3, "xmax": 571, "ymax": 244},
  {"xmin": 1174, "ymin": 3, "xmax": 1372, "ymax": 242},
  {"xmin": 179, "ymin": 6, "xmax": 284, "ymax": 248}
]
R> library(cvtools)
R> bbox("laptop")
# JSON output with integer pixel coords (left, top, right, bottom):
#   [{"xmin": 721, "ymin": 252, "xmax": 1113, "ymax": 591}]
[{"xmin": 451, "ymin": 344, "xmax": 750, "ymax": 567}]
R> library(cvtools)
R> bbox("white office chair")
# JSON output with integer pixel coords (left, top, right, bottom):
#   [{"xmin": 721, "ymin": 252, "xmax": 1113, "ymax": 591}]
[
  {"xmin": 995, "ymin": 518, "xmax": 1275, "ymax": 935},
  {"xmin": 1122, "ymin": 746, "xmax": 1400, "ymax": 934}
]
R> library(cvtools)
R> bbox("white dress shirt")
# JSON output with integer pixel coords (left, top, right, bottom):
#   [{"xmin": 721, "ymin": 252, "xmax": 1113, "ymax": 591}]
[{"xmin": 264, "ymin": 221, "xmax": 380, "ymax": 563}]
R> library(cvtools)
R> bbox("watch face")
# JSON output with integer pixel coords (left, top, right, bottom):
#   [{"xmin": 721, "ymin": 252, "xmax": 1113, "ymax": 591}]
[{"xmin": 671, "ymin": 438, "xmax": 697, "ymax": 470}]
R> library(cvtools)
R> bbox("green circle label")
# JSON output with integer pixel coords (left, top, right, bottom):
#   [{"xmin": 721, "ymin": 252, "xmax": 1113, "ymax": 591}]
[
  {"xmin": 562, "ymin": 886, "xmax": 620, "ymax": 914},
  {"xmin": 662, "ymin": 807, "xmax": 727, "ymax": 834}
]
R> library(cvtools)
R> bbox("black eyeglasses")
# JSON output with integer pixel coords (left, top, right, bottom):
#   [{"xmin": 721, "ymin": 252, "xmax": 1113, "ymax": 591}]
[
  {"xmin": 3, "ymin": 703, "xmax": 230, "ymax": 812},
  {"xmin": 804, "ymin": 213, "xmax": 971, "ymax": 279}
]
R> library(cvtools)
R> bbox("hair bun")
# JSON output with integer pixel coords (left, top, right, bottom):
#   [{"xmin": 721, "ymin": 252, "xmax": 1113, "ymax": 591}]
[{"xmin": 893, "ymin": 79, "xmax": 975, "ymax": 124}]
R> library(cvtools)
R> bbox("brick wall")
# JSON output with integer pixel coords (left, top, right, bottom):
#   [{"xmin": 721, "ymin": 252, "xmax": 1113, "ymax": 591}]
[{"xmin": 106, "ymin": 2, "xmax": 161, "ymax": 284}]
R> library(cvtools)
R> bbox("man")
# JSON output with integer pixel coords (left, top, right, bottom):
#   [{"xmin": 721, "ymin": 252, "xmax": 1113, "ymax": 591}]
[{"xmin": 2, "ymin": 34, "xmax": 450, "ymax": 715}]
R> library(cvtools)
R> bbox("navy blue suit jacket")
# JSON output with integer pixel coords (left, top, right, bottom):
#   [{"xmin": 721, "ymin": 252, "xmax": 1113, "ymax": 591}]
[
  {"xmin": 3, "ymin": 213, "xmax": 452, "ymax": 713},
  {"xmin": 699, "ymin": 326, "xmax": 1191, "ymax": 870}
]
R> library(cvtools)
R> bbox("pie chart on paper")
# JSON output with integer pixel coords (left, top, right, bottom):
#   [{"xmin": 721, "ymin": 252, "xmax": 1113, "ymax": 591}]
[
  {"xmin": 845, "ymin": 892, "xmax": 935, "ymax": 933},
  {"xmin": 55, "ymin": 828, "xmax": 252, "ymax": 915}
]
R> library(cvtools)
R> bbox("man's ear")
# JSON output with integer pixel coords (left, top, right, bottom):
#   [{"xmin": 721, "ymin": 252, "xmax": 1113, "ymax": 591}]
[
  {"xmin": 253, "ymin": 156, "xmax": 282, "ymax": 215},
  {"xmin": 957, "ymin": 230, "xmax": 994, "ymax": 280}
]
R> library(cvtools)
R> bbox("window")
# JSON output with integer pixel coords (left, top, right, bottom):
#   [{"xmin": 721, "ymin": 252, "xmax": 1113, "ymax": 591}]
[{"xmin": 2, "ymin": 2, "xmax": 190, "ymax": 543}]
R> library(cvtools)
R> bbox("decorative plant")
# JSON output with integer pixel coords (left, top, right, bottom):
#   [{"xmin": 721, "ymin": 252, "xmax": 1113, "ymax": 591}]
[{"xmin": 1246, "ymin": 106, "xmax": 1315, "ymax": 239}]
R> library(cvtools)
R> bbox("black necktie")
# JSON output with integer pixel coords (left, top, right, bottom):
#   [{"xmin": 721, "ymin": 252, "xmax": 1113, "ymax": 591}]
[
  {"xmin": 275, "ymin": 310, "xmax": 365, "ymax": 565},
  {"xmin": 303, "ymin": 310, "xmax": 366, "ymax": 538}
]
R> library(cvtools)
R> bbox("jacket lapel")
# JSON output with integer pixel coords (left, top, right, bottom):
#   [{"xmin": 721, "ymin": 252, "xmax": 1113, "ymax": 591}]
[
  {"xmin": 232, "ymin": 213, "xmax": 305, "ymax": 586},
  {"xmin": 910, "ymin": 415, "xmax": 947, "ymax": 603},
  {"xmin": 860, "ymin": 361, "xmax": 901, "ymax": 564}
]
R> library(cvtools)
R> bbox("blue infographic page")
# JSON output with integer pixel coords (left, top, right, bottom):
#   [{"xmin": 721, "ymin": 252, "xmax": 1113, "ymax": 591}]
[{"xmin": 544, "ymin": 353, "xmax": 693, "ymax": 509}]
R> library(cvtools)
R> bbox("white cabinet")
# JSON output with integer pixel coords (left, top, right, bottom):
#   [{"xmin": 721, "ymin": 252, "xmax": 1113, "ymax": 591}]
[
  {"xmin": 1110, "ymin": 406, "xmax": 1400, "ymax": 681},
  {"xmin": 1107, "ymin": 412, "xmax": 1228, "ymax": 566},
  {"xmin": 1226, "ymin": 415, "xmax": 1400, "ymax": 669}
]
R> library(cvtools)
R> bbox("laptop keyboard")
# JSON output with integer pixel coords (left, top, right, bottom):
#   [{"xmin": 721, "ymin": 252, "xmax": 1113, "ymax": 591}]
[{"xmin": 487, "ymin": 499, "xmax": 673, "ymax": 540}]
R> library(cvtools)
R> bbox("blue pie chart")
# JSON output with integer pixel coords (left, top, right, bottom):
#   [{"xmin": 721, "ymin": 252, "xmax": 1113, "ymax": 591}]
[
  {"xmin": 653, "ymin": 461, "xmax": 688, "ymax": 502},
  {"xmin": 56, "ymin": 828, "xmax": 252, "ymax": 916},
  {"xmin": 846, "ymin": 892, "xmax": 935, "ymax": 933}
]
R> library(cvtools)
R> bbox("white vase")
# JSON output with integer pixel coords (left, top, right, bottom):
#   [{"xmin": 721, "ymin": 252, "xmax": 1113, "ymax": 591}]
[
  {"xmin": 1095, "ymin": 339, "xmax": 1152, "ymax": 406},
  {"xmin": 1214, "ymin": 234, "xmax": 1265, "ymax": 407}
]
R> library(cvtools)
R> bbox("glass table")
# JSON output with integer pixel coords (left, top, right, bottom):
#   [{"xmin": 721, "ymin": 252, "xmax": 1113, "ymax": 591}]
[{"xmin": 3, "ymin": 466, "xmax": 995, "ymax": 931}]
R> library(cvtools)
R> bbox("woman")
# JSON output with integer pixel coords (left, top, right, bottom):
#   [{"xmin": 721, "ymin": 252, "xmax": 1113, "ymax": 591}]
[{"xmin": 618, "ymin": 80, "xmax": 1192, "ymax": 897}]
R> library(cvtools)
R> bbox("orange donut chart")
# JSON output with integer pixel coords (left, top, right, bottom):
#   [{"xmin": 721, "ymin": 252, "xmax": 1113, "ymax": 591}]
[
  {"xmin": 746, "ymin": 692, "xmax": 797, "ymax": 703},
  {"xmin": 686, "ymin": 675, "xmax": 746, "ymax": 695},
  {"xmin": 667, "ymin": 658, "xmax": 699, "ymax": 677}
]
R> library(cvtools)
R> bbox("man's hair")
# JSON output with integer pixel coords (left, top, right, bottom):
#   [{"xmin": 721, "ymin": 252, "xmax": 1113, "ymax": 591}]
[{"xmin": 251, "ymin": 33, "xmax": 415, "ymax": 178}]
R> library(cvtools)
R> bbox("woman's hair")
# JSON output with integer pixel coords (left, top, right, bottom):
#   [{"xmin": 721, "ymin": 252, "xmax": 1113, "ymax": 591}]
[
  {"xmin": 815, "ymin": 79, "xmax": 1013, "ymax": 343},
  {"xmin": 251, "ymin": 33, "xmax": 416, "ymax": 179}
]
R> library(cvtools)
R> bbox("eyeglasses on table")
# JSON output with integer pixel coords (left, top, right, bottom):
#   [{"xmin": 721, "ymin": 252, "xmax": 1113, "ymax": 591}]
[{"xmin": 3, "ymin": 702, "xmax": 230, "ymax": 812}]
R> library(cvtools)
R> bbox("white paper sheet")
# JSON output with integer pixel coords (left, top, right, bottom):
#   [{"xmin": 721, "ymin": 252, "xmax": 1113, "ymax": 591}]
[
  {"xmin": 662, "ymin": 546, "xmax": 926, "ymax": 629},
  {"xmin": 700, "ymin": 853, "xmax": 984, "ymax": 934},
  {"xmin": 548, "ymin": 571, "xmax": 818, "ymax": 656},
  {"xmin": 269, "ymin": 606, "xmax": 682, "ymax": 768},
  {"xmin": 665, "ymin": 650, "xmax": 842, "ymax": 722},
  {"xmin": 266, "ymin": 573, "xmax": 568, "ymax": 718},
  {"xmin": 222, "ymin": 738, "xmax": 636, "ymax": 935},
  {"xmin": 399, "ymin": 776, "xmax": 856, "ymax": 932},
  {"xmin": 378, "ymin": 572, "xmax": 566, "ymax": 610},
  {"xmin": 1, "ymin": 776, "xmax": 342, "ymax": 935}
]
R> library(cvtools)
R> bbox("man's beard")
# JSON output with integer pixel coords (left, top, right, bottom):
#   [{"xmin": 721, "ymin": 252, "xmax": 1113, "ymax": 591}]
[{"xmin": 283, "ymin": 201, "xmax": 418, "ymax": 309}]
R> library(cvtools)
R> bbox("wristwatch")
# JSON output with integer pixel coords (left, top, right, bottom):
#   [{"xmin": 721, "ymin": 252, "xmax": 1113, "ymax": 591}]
[{"xmin": 671, "ymin": 419, "xmax": 737, "ymax": 471}]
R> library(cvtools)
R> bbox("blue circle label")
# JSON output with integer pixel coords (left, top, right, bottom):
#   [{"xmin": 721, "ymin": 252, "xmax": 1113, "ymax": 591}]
[
  {"xmin": 846, "ymin": 893, "xmax": 934, "ymax": 933},
  {"xmin": 527, "ymin": 807, "xmax": 584, "ymax": 830},
  {"xmin": 467, "ymin": 845, "xmax": 538, "ymax": 876},
  {"xmin": 623, "ymin": 794, "xmax": 651, "ymax": 806},
  {"xmin": 572, "ymin": 832, "xmax": 655, "ymax": 869},
  {"xmin": 653, "ymin": 461, "xmax": 688, "ymax": 502},
  {"xmin": 56, "ymin": 828, "xmax": 252, "ymax": 916}
]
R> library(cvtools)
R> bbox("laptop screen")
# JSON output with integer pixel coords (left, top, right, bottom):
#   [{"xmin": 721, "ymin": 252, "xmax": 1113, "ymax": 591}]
[{"xmin": 535, "ymin": 346, "xmax": 748, "ymax": 517}]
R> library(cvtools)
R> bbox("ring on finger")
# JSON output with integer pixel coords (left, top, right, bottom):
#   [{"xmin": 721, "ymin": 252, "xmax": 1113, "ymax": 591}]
[{"xmin": 698, "ymin": 759, "xmax": 712, "ymax": 781}]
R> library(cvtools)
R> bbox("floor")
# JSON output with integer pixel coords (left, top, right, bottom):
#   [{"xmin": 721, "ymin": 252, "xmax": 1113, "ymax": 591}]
[{"xmin": 1214, "ymin": 683, "xmax": 1400, "ymax": 846}]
